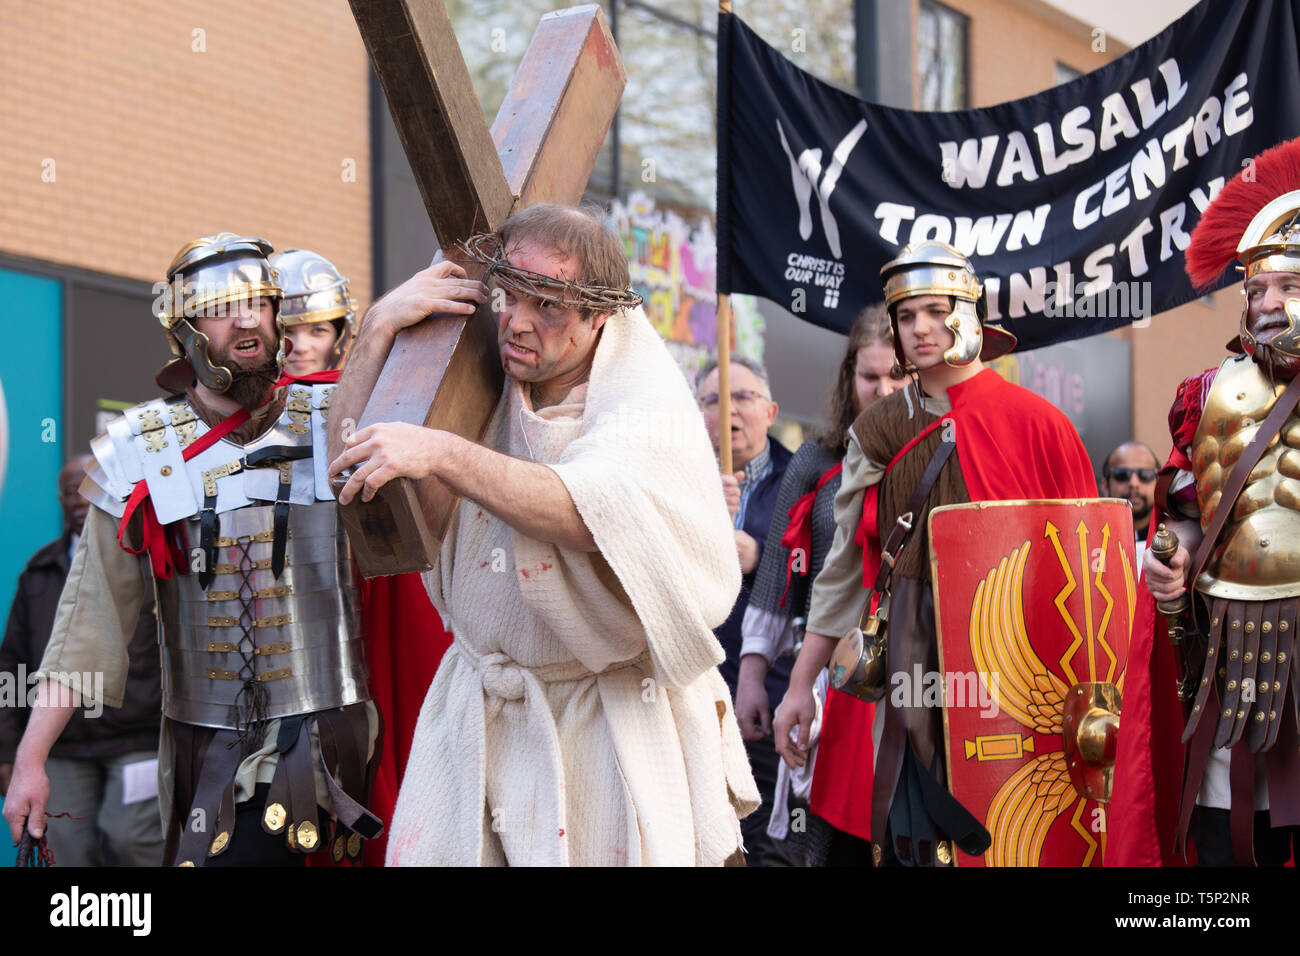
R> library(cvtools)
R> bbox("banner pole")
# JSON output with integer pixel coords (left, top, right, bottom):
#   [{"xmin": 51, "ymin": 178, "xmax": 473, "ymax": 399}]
[{"xmin": 717, "ymin": 0, "xmax": 732, "ymax": 477}]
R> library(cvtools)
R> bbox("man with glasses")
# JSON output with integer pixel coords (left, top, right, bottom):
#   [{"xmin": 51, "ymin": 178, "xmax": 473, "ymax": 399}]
[
  {"xmin": 1102, "ymin": 442, "xmax": 1159, "ymax": 565},
  {"xmin": 695, "ymin": 355, "xmax": 794, "ymax": 864}
]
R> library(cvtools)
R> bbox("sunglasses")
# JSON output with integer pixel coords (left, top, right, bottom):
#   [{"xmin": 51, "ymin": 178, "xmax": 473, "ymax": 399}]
[{"xmin": 1108, "ymin": 467, "xmax": 1157, "ymax": 483}]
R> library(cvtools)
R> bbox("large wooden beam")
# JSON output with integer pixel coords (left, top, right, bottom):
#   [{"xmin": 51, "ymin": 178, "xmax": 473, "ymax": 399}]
[
  {"xmin": 349, "ymin": 0, "xmax": 514, "ymax": 238},
  {"xmin": 340, "ymin": 3, "xmax": 625, "ymax": 576},
  {"xmin": 492, "ymin": 7, "xmax": 625, "ymax": 206}
]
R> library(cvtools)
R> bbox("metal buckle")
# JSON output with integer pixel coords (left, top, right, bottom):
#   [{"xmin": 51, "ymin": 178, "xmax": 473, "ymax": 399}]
[
  {"xmin": 201, "ymin": 459, "xmax": 243, "ymax": 498},
  {"xmin": 138, "ymin": 408, "xmax": 168, "ymax": 453},
  {"xmin": 170, "ymin": 403, "xmax": 198, "ymax": 449},
  {"xmin": 287, "ymin": 387, "xmax": 311, "ymax": 434}
]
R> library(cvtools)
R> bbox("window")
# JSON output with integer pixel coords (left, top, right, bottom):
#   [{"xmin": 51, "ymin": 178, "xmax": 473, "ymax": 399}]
[{"xmin": 918, "ymin": 0, "xmax": 968, "ymax": 110}]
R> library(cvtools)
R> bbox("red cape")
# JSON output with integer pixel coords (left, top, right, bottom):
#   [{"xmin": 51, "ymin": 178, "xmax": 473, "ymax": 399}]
[
  {"xmin": 811, "ymin": 369, "xmax": 1097, "ymax": 842},
  {"xmin": 1105, "ymin": 369, "xmax": 1216, "ymax": 867},
  {"xmin": 1104, "ymin": 540, "xmax": 1189, "ymax": 866},
  {"xmin": 359, "ymin": 573, "xmax": 452, "ymax": 866}
]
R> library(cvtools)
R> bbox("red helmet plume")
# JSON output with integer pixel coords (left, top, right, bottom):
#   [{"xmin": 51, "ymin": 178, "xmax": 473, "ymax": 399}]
[{"xmin": 1185, "ymin": 137, "xmax": 1300, "ymax": 290}]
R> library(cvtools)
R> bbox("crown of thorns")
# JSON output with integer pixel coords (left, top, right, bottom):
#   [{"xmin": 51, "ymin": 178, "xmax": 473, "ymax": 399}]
[{"xmin": 458, "ymin": 232, "xmax": 643, "ymax": 312}]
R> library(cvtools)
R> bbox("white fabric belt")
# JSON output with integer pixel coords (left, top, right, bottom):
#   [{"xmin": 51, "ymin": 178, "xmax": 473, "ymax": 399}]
[
  {"xmin": 436, "ymin": 641, "xmax": 652, "ymax": 864},
  {"xmin": 458, "ymin": 642, "xmax": 649, "ymax": 705}
]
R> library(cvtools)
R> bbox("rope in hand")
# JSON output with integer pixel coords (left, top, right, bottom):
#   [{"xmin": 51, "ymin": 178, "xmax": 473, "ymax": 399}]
[{"xmin": 14, "ymin": 812, "xmax": 78, "ymax": 867}]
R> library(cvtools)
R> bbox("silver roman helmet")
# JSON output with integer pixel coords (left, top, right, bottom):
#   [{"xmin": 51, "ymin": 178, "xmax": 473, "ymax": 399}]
[
  {"xmin": 879, "ymin": 240, "xmax": 1016, "ymax": 368},
  {"xmin": 156, "ymin": 233, "xmax": 282, "ymax": 393},
  {"xmin": 270, "ymin": 248, "xmax": 356, "ymax": 370}
]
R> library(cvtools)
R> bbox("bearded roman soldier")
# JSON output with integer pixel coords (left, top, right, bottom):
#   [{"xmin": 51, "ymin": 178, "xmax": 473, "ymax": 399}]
[{"xmin": 1135, "ymin": 138, "xmax": 1300, "ymax": 867}]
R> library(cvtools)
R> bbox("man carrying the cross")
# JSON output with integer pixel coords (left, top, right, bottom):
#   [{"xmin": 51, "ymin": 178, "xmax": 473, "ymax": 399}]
[
  {"xmin": 330, "ymin": 203, "xmax": 758, "ymax": 866},
  {"xmin": 3, "ymin": 234, "xmax": 382, "ymax": 866}
]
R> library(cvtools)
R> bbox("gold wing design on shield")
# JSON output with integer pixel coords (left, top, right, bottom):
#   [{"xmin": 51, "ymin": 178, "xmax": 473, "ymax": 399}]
[
  {"xmin": 969, "ymin": 541, "xmax": 1068, "ymax": 734},
  {"xmin": 969, "ymin": 541, "xmax": 1098, "ymax": 866}
]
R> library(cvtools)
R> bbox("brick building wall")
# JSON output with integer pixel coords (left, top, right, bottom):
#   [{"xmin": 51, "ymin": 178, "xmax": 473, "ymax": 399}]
[{"xmin": 0, "ymin": 0, "xmax": 372, "ymax": 305}]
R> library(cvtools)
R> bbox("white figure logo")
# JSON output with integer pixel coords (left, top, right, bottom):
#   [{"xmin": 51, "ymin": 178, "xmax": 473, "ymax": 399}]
[{"xmin": 776, "ymin": 118, "xmax": 868, "ymax": 259}]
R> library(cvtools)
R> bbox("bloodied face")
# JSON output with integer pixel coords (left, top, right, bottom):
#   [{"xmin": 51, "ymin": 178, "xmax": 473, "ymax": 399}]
[{"xmin": 495, "ymin": 238, "xmax": 610, "ymax": 401}]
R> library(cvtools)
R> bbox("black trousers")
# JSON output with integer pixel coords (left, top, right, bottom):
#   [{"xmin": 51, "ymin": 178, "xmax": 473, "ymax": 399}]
[
  {"xmin": 1193, "ymin": 807, "xmax": 1299, "ymax": 866},
  {"xmin": 823, "ymin": 823, "xmax": 876, "ymax": 867},
  {"xmin": 741, "ymin": 735, "xmax": 783, "ymax": 866},
  {"xmin": 204, "ymin": 783, "xmax": 309, "ymax": 868}
]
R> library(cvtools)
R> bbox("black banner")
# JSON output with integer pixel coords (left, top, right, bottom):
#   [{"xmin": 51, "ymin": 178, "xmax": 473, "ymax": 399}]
[{"xmin": 716, "ymin": 0, "xmax": 1300, "ymax": 351}]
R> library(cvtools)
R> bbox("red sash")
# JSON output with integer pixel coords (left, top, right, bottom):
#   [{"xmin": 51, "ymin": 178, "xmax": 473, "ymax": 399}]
[
  {"xmin": 115, "ymin": 370, "xmax": 340, "ymax": 579},
  {"xmin": 778, "ymin": 462, "xmax": 842, "ymax": 606}
]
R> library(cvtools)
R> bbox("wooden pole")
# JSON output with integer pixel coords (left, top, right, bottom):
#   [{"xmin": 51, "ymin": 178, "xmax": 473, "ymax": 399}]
[
  {"xmin": 717, "ymin": 0, "xmax": 732, "ymax": 477},
  {"xmin": 717, "ymin": 296, "xmax": 732, "ymax": 475}
]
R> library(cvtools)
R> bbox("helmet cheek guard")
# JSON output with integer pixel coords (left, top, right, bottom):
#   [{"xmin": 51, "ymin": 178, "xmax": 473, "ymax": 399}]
[
  {"xmin": 171, "ymin": 320, "xmax": 233, "ymax": 393},
  {"xmin": 943, "ymin": 296, "xmax": 984, "ymax": 368}
]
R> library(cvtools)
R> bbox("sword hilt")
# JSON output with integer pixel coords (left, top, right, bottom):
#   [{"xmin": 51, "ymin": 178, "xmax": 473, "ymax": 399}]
[
  {"xmin": 1150, "ymin": 524, "xmax": 1190, "ymax": 633},
  {"xmin": 1150, "ymin": 524, "xmax": 1199, "ymax": 701}
]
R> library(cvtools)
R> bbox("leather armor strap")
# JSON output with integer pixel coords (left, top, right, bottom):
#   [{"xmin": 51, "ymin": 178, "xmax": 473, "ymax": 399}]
[
  {"xmin": 283, "ymin": 717, "xmax": 320, "ymax": 853},
  {"xmin": 199, "ymin": 501, "xmax": 219, "ymax": 590},
  {"xmin": 171, "ymin": 729, "xmax": 245, "ymax": 867},
  {"xmin": 246, "ymin": 445, "xmax": 311, "ymax": 580},
  {"xmin": 245, "ymin": 445, "xmax": 313, "ymax": 466},
  {"xmin": 871, "ymin": 715, "xmax": 908, "ymax": 858},
  {"xmin": 1229, "ymin": 744, "xmax": 1256, "ymax": 866},
  {"xmin": 273, "ymin": 473, "xmax": 292, "ymax": 579},
  {"xmin": 163, "ymin": 721, "xmax": 198, "ymax": 865},
  {"xmin": 260, "ymin": 718, "xmax": 297, "ymax": 836},
  {"xmin": 362, "ymin": 702, "xmax": 384, "ymax": 809},
  {"xmin": 908, "ymin": 746, "xmax": 991, "ymax": 858},
  {"xmin": 871, "ymin": 433, "xmax": 956, "ymax": 594},
  {"xmin": 1185, "ymin": 599, "xmax": 1229, "ymax": 742},
  {"xmin": 316, "ymin": 707, "xmax": 384, "ymax": 841},
  {"xmin": 1218, "ymin": 602, "xmax": 1262, "ymax": 749},
  {"xmin": 1258, "ymin": 600, "xmax": 1294, "ymax": 751},
  {"xmin": 1187, "ymin": 371, "xmax": 1300, "ymax": 588},
  {"xmin": 210, "ymin": 774, "xmax": 238, "ymax": 861},
  {"xmin": 1175, "ymin": 688, "xmax": 1220, "ymax": 858}
]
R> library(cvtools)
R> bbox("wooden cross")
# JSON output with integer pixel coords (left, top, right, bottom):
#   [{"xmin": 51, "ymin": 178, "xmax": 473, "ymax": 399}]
[{"xmin": 339, "ymin": 2, "xmax": 626, "ymax": 576}]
